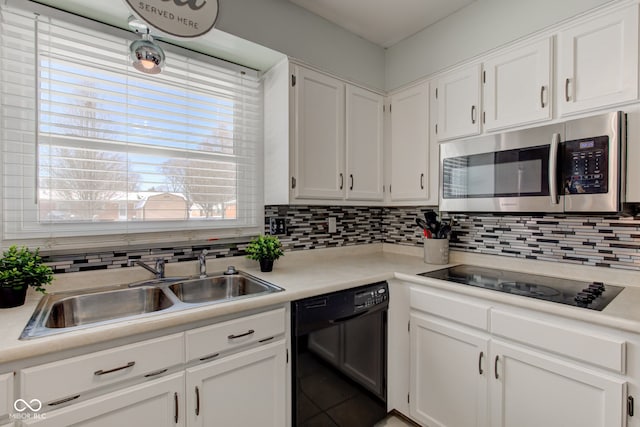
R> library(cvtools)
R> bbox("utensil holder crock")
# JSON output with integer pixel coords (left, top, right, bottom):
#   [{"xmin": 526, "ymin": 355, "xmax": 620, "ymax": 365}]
[{"xmin": 423, "ymin": 238, "xmax": 449, "ymax": 265}]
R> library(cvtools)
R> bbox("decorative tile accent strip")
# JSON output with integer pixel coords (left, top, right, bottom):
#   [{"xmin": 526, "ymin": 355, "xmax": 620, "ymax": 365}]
[
  {"xmin": 264, "ymin": 205, "xmax": 384, "ymax": 251},
  {"xmin": 39, "ymin": 205, "xmax": 640, "ymax": 274},
  {"xmin": 42, "ymin": 243, "xmax": 247, "ymax": 275},
  {"xmin": 444, "ymin": 213, "xmax": 640, "ymax": 271}
]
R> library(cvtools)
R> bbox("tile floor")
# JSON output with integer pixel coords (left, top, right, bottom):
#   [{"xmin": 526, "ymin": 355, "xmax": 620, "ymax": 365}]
[{"xmin": 374, "ymin": 414, "xmax": 416, "ymax": 427}]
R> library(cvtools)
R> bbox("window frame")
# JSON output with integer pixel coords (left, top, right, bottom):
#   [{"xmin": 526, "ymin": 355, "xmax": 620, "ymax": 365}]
[{"xmin": 0, "ymin": 2, "xmax": 264, "ymax": 249}]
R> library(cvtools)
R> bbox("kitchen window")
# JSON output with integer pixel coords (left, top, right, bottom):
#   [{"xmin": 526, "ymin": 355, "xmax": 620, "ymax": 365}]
[{"xmin": 0, "ymin": 4, "xmax": 263, "ymax": 248}]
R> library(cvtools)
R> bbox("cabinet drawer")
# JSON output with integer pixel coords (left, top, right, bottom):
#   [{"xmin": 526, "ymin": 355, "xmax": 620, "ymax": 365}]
[
  {"xmin": 20, "ymin": 333, "xmax": 184, "ymax": 405},
  {"xmin": 491, "ymin": 309, "xmax": 626, "ymax": 373},
  {"xmin": 0, "ymin": 372, "xmax": 12, "ymax": 420},
  {"xmin": 186, "ymin": 308, "xmax": 285, "ymax": 362},
  {"xmin": 410, "ymin": 286, "xmax": 490, "ymax": 330}
]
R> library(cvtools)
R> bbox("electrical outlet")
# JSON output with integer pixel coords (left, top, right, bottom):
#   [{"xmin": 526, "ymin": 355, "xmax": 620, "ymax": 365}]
[
  {"xmin": 328, "ymin": 217, "xmax": 337, "ymax": 233},
  {"xmin": 269, "ymin": 217, "xmax": 286, "ymax": 235}
]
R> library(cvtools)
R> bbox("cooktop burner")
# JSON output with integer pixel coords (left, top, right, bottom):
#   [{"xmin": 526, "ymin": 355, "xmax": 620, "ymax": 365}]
[{"xmin": 418, "ymin": 265, "xmax": 624, "ymax": 311}]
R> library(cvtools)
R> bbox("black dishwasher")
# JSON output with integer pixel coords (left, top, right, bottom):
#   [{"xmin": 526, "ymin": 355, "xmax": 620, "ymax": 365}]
[{"xmin": 292, "ymin": 281, "xmax": 389, "ymax": 427}]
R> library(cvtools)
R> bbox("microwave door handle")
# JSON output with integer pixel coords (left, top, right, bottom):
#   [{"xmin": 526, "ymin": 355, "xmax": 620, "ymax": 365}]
[{"xmin": 549, "ymin": 133, "xmax": 560, "ymax": 205}]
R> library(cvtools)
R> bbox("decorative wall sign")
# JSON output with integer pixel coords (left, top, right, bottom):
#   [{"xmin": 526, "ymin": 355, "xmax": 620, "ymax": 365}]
[{"xmin": 123, "ymin": 0, "xmax": 219, "ymax": 38}]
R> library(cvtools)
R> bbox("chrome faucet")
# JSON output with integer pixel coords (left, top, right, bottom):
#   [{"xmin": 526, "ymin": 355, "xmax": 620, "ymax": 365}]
[
  {"xmin": 134, "ymin": 258, "xmax": 165, "ymax": 279},
  {"xmin": 198, "ymin": 249, "xmax": 208, "ymax": 278}
]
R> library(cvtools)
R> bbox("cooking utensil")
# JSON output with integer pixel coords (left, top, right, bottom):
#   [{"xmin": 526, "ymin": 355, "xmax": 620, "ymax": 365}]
[
  {"xmin": 437, "ymin": 224, "xmax": 451, "ymax": 239},
  {"xmin": 424, "ymin": 210, "xmax": 440, "ymax": 235},
  {"xmin": 416, "ymin": 218, "xmax": 429, "ymax": 232}
]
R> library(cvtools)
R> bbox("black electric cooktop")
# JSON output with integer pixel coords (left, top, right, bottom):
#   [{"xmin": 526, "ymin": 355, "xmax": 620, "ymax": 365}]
[{"xmin": 418, "ymin": 265, "xmax": 624, "ymax": 311}]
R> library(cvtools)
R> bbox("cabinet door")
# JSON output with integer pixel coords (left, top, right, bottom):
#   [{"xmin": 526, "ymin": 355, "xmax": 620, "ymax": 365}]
[
  {"xmin": 558, "ymin": 5, "xmax": 639, "ymax": 116},
  {"xmin": 390, "ymin": 82, "xmax": 430, "ymax": 201},
  {"xmin": 484, "ymin": 38, "xmax": 552, "ymax": 131},
  {"xmin": 186, "ymin": 341, "xmax": 286, "ymax": 427},
  {"xmin": 410, "ymin": 313, "xmax": 489, "ymax": 427},
  {"xmin": 0, "ymin": 373, "xmax": 12, "ymax": 422},
  {"xmin": 436, "ymin": 64, "xmax": 482, "ymax": 141},
  {"xmin": 292, "ymin": 66, "xmax": 345, "ymax": 199},
  {"xmin": 490, "ymin": 340, "xmax": 627, "ymax": 427},
  {"xmin": 346, "ymin": 85, "xmax": 384, "ymax": 201},
  {"xmin": 22, "ymin": 373, "xmax": 184, "ymax": 427}
]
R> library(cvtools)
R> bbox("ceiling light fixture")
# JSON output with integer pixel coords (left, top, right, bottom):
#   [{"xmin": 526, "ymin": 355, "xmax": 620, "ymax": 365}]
[{"xmin": 128, "ymin": 16, "xmax": 165, "ymax": 75}]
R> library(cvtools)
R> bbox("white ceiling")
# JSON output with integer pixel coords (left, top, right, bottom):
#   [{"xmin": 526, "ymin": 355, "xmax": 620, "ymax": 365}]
[{"xmin": 288, "ymin": 0, "xmax": 477, "ymax": 48}]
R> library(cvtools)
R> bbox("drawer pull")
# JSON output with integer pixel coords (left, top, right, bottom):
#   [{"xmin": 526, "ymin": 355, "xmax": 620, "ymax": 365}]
[
  {"xmin": 94, "ymin": 361, "xmax": 135, "ymax": 376},
  {"xmin": 199, "ymin": 352, "xmax": 220, "ymax": 362},
  {"xmin": 259, "ymin": 336, "xmax": 274, "ymax": 343},
  {"xmin": 195, "ymin": 386, "xmax": 201, "ymax": 416},
  {"xmin": 478, "ymin": 351, "xmax": 484, "ymax": 375},
  {"xmin": 494, "ymin": 355, "xmax": 500, "ymax": 379},
  {"xmin": 228, "ymin": 329, "xmax": 255, "ymax": 340},
  {"xmin": 48, "ymin": 395, "xmax": 80, "ymax": 406},
  {"xmin": 144, "ymin": 368, "xmax": 168, "ymax": 378}
]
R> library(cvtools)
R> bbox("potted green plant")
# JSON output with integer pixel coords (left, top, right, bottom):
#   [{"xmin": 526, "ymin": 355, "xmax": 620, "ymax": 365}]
[
  {"xmin": 0, "ymin": 245, "xmax": 53, "ymax": 308},
  {"xmin": 245, "ymin": 235, "xmax": 284, "ymax": 272}
]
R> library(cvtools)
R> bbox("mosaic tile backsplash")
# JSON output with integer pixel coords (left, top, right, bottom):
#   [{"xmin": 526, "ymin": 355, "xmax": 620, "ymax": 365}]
[{"xmin": 42, "ymin": 205, "xmax": 640, "ymax": 273}]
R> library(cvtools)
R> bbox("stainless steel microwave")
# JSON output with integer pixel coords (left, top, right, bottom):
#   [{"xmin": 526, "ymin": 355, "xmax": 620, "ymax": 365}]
[{"xmin": 439, "ymin": 111, "xmax": 626, "ymax": 213}]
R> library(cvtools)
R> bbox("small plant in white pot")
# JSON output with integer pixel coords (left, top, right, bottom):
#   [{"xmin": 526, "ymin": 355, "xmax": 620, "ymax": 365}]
[
  {"xmin": 245, "ymin": 235, "xmax": 284, "ymax": 272},
  {"xmin": 0, "ymin": 245, "xmax": 53, "ymax": 308}
]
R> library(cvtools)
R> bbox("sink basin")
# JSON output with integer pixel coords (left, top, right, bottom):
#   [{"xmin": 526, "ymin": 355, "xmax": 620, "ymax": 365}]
[
  {"xmin": 44, "ymin": 287, "xmax": 173, "ymax": 328},
  {"xmin": 20, "ymin": 269, "xmax": 283, "ymax": 339},
  {"xmin": 169, "ymin": 274, "xmax": 281, "ymax": 304}
]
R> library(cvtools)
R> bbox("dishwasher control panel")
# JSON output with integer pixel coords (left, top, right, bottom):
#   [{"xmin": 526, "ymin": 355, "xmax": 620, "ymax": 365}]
[{"xmin": 354, "ymin": 282, "xmax": 388, "ymax": 311}]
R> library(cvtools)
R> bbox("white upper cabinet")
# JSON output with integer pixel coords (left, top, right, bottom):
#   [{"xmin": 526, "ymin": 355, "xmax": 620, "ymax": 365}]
[
  {"xmin": 390, "ymin": 82, "xmax": 431, "ymax": 201},
  {"xmin": 292, "ymin": 65, "xmax": 346, "ymax": 199},
  {"xmin": 264, "ymin": 60, "xmax": 384, "ymax": 205},
  {"xmin": 435, "ymin": 64, "xmax": 482, "ymax": 141},
  {"xmin": 558, "ymin": 4, "xmax": 639, "ymax": 116},
  {"xmin": 483, "ymin": 37, "xmax": 553, "ymax": 131},
  {"xmin": 346, "ymin": 85, "xmax": 384, "ymax": 201}
]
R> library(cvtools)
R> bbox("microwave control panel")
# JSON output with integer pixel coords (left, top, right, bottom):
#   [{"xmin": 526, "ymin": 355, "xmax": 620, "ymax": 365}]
[{"xmin": 563, "ymin": 135, "xmax": 609, "ymax": 195}]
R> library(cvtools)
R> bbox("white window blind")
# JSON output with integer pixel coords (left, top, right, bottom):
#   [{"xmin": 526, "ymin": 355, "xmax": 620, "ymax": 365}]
[{"xmin": 1, "ymin": 5, "xmax": 263, "ymax": 248}]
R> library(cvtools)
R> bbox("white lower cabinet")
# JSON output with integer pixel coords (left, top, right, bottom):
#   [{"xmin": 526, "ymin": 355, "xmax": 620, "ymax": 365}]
[
  {"xmin": 409, "ymin": 313, "xmax": 488, "ymax": 427},
  {"xmin": 185, "ymin": 340, "xmax": 286, "ymax": 427},
  {"xmin": 0, "ymin": 372, "xmax": 13, "ymax": 427},
  {"xmin": 408, "ymin": 285, "xmax": 631, "ymax": 427},
  {"xmin": 22, "ymin": 373, "xmax": 184, "ymax": 427},
  {"xmin": 15, "ymin": 306, "xmax": 287, "ymax": 427},
  {"xmin": 490, "ymin": 340, "xmax": 626, "ymax": 427}
]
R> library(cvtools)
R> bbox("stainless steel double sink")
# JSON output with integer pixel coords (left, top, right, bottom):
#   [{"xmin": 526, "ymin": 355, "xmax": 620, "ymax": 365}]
[{"xmin": 20, "ymin": 270, "xmax": 283, "ymax": 340}]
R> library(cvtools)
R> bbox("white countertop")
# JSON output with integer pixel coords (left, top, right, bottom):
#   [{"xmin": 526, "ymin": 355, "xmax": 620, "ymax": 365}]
[{"xmin": 1, "ymin": 243, "xmax": 639, "ymax": 365}]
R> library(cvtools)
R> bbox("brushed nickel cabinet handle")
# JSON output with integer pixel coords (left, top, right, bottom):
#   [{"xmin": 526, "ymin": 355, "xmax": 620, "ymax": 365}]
[
  {"xmin": 339, "ymin": 173, "xmax": 344, "ymax": 190},
  {"xmin": 144, "ymin": 368, "xmax": 168, "ymax": 378},
  {"xmin": 420, "ymin": 173, "xmax": 425, "ymax": 190},
  {"xmin": 540, "ymin": 86, "xmax": 546, "ymax": 108},
  {"xmin": 174, "ymin": 392, "xmax": 179, "ymax": 423},
  {"xmin": 199, "ymin": 353, "xmax": 220, "ymax": 362},
  {"xmin": 565, "ymin": 78, "xmax": 570, "ymax": 102},
  {"xmin": 48, "ymin": 395, "xmax": 80, "ymax": 406},
  {"xmin": 478, "ymin": 351, "xmax": 484, "ymax": 375},
  {"xmin": 195, "ymin": 386, "xmax": 200, "ymax": 416},
  {"xmin": 494, "ymin": 355, "xmax": 500, "ymax": 379},
  {"xmin": 228, "ymin": 329, "xmax": 255, "ymax": 340},
  {"xmin": 471, "ymin": 105, "xmax": 477, "ymax": 124},
  {"xmin": 94, "ymin": 361, "xmax": 135, "ymax": 376},
  {"xmin": 350, "ymin": 174, "xmax": 354, "ymax": 191}
]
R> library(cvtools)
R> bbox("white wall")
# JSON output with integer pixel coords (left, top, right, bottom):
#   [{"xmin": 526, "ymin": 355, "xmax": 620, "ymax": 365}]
[
  {"xmin": 216, "ymin": 0, "xmax": 386, "ymax": 90},
  {"xmin": 385, "ymin": 0, "xmax": 614, "ymax": 91}
]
